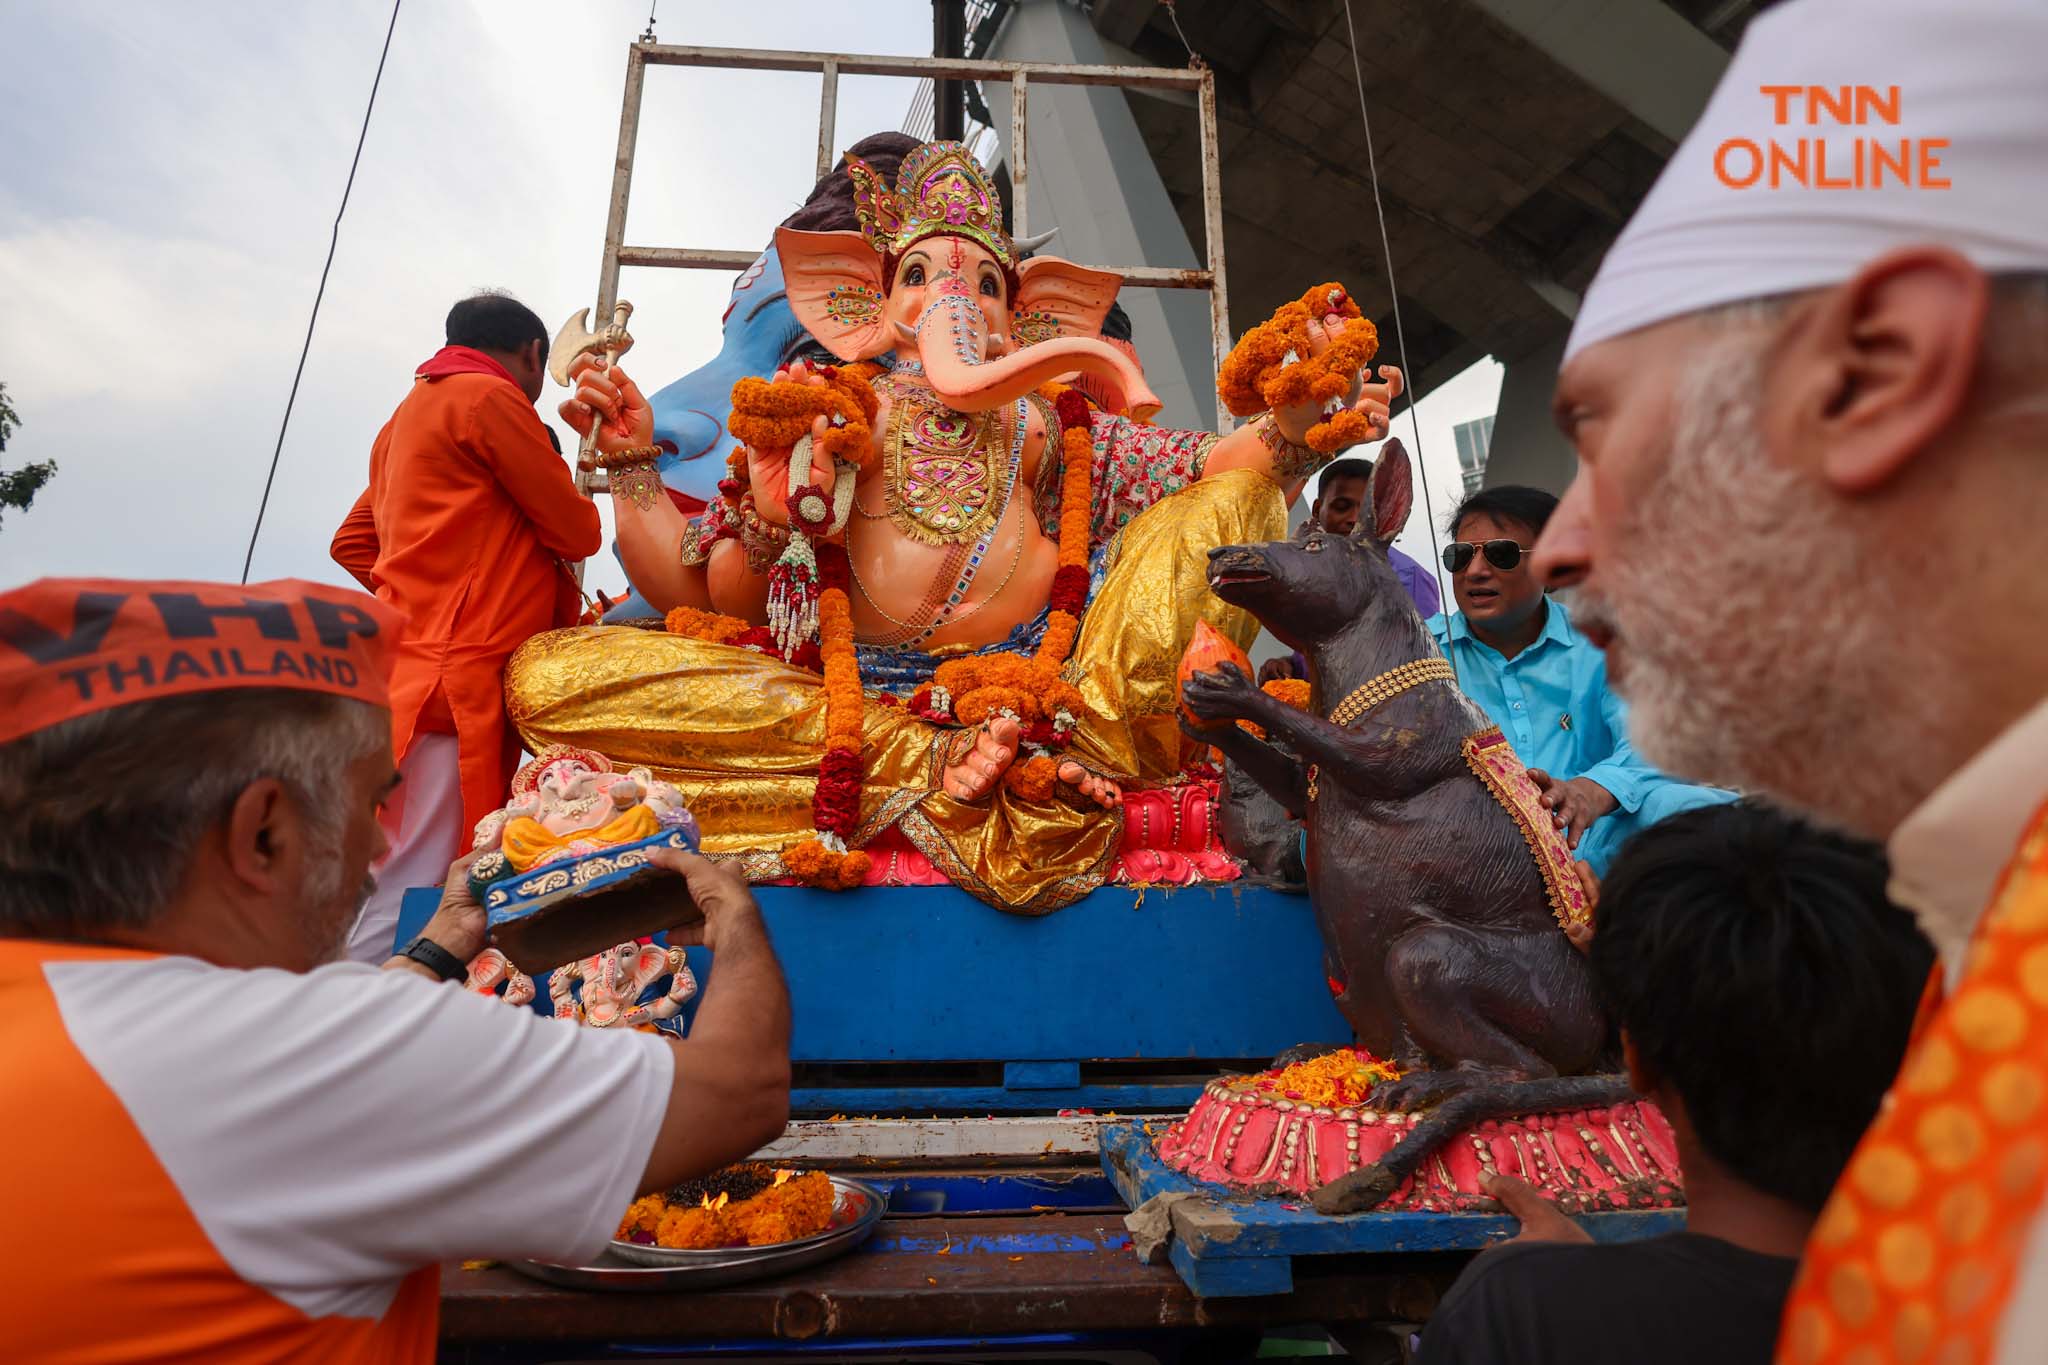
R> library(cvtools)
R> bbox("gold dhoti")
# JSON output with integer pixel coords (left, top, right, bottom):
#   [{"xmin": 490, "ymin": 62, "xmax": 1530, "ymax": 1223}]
[{"xmin": 505, "ymin": 468, "xmax": 1286, "ymax": 912}]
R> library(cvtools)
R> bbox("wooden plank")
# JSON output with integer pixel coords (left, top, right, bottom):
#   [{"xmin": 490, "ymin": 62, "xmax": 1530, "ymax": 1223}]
[
  {"xmin": 614, "ymin": 246, "xmax": 1210, "ymax": 287},
  {"xmin": 1197, "ymin": 64, "xmax": 1234, "ymax": 431},
  {"xmin": 573, "ymin": 44, "xmax": 648, "ymax": 511},
  {"xmin": 815, "ymin": 59, "xmax": 839, "ymax": 183},
  {"xmin": 1102, "ymin": 1120, "xmax": 1684, "ymax": 1270},
  {"xmin": 439, "ymin": 1212, "xmax": 1455, "ymax": 1343},
  {"xmin": 1010, "ymin": 70, "xmax": 1029, "ymax": 238},
  {"xmin": 760, "ymin": 1115, "xmax": 1112, "ymax": 1162},
  {"xmin": 789, "ymin": 1081, "xmax": 1206, "ymax": 1114}
]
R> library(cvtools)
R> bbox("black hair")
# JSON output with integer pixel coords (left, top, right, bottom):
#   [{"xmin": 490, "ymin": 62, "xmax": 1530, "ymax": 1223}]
[
  {"xmin": 781, "ymin": 132, "xmax": 920, "ymax": 232},
  {"xmin": 1101, "ymin": 300, "xmax": 1133, "ymax": 343},
  {"xmin": 1316, "ymin": 457, "xmax": 1374, "ymax": 496},
  {"xmin": 1447, "ymin": 484, "xmax": 1556, "ymax": 540},
  {"xmin": 445, "ymin": 293, "xmax": 546, "ymax": 355},
  {"xmin": 1588, "ymin": 800, "xmax": 1933, "ymax": 1214}
]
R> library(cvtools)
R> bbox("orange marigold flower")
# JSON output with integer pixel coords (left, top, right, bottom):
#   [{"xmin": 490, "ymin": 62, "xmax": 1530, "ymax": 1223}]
[
  {"xmin": 1216, "ymin": 284, "xmax": 1379, "ymax": 426},
  {"xmin": 655, "ymin": 1203, "xmax": 734, "ymax": 1250},
  {"xmin": 1038, "ymin": 611, "xmax": 1079, "ymax": 664},
  {"xmin": 1003, "ymin": 754, "xmax": 1060, "ymax": 802},
  {"xmin": 783, "ymin": 838, "xmax": 871, "ymax": 890},
  {"xmin": 1249, "ymin": 1046, "xmax": 1402, "ymax": 1108},
  {"xmin": 617, "ymin": 1193, "xmax": 666, "ymax": 1239},
  {"xmin": 1240, "ymin": 677, "xmax": 1312, "ymax": 740},
  {"xmin": 665, "ymin": 606, "xmax": 753, "ymax": 645}
]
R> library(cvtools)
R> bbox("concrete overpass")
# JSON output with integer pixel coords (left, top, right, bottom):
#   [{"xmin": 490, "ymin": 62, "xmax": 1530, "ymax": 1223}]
[{"xmin": 974, "ymin": 0, "xmax": 1764, "ymax": 490}]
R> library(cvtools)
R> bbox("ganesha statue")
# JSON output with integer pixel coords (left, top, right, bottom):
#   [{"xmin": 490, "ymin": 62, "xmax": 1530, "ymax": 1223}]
[
  {"xmin": 509, "ymin": 137, "xmax": 1398, "ymax": 912},
  {"xmin": 469, "ymin": 744, "xmax": 699, "ymax": 879},
  {"xmin": 549, "ymin": 942, "xmax": 698, "ymax": 1034},
  {"xmin": 464, "ymin": 745, "xmax": 704, "ymax": 972}
]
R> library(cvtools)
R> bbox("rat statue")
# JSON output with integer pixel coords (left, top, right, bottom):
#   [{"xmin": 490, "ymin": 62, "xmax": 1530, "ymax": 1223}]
[{"xmin": 1181, "ymin": 443, "xmax": 1629, "ymax": 1206}]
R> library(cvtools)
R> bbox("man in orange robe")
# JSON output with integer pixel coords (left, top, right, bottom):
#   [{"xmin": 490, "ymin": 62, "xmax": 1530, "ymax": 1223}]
[
  {"xmin": 1530, "ymin": 1, "xmax": 2048, "ymax": 1358},
  {"xmin": 332, "ymin": 293, "xmax": 601, "ymax": 962}
]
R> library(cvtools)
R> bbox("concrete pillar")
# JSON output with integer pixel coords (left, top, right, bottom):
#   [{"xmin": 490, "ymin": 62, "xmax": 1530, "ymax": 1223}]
[
  {"xmin": 984, "ymin": 0, "xmax": 1217, "ymax": 428},
  {"xmin": 1479, "ymin": 335, "xmax": 1576, "ymax": 493}
]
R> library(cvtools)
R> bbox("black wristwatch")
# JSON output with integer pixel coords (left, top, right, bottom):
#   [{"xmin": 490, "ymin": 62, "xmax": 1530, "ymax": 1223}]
[{"xmin": 399, "ymin": 935, "xmax": 467, "ymax": 983}]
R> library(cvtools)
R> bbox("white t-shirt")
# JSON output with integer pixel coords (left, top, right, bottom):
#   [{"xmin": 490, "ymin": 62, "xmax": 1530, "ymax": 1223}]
[{"xmin": 44, "ymin": 951, "xmax": 674, "ymax": 1321}]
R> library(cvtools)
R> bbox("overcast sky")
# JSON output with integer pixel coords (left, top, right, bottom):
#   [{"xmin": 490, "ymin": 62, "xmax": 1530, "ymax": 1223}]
[{"xmin": 0, "ymin": 0, "xmax": 1496, "ymax": 602}]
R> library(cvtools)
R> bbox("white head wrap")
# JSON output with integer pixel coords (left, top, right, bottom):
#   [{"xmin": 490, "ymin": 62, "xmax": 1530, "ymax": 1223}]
[{"xmin": 1564, "ymin": 0, "xmax": 2048, "ymax": 364}]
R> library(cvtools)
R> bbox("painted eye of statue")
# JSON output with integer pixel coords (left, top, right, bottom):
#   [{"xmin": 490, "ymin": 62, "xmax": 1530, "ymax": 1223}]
[
  {"xmin": 904, "ymin": 263, "xmax": 926, "ymax": 286},
  {"xmin": 1305, "ymin": 535, "xmax": 1326, "ymax": 552},
  {"xmin": 979, "ymin": 275, "xmax": 999, "ymax": 298},
  {"xmin": 782, "ymin": 335, "xmax": 835, "ymax": 370}
]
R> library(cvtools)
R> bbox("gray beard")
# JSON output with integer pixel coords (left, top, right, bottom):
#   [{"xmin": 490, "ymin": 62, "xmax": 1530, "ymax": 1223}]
[{"xmin": 1569, "ymin": 330, "xmax": 1944, "ymax": 838}]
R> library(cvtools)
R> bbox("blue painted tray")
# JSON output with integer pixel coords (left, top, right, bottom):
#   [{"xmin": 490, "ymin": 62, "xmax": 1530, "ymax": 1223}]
[
  {"xmin": 473, "ymin": 826, "xmax": 702, "ymax": 972},
  {"xmin": 1099, "ymin": 1120, "xmax": 1684, "ymax": 1297}
]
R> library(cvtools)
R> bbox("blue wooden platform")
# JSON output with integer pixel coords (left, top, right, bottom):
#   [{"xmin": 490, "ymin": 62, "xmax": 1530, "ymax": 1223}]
[
  {"xmin": 1099, "ymin": 1120, "xmax": 1685, "ymax": 1297},
  {"xmin": 400, "ymin": 881, "xmax": 1348, "ymax": 1113}
]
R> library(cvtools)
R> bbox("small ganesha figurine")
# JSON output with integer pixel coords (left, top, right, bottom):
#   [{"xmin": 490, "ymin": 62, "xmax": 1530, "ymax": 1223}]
[
  {"xmin": 470, "ymin": 744, "xmax": 700, "ymax": 876},
  {"xmin": 551, "ymin": 942, "xmax": 698, "ymax": 1033},
  {"xmin": 463, "ymin": 947, "xmax": 537, "ymax": 1007}
]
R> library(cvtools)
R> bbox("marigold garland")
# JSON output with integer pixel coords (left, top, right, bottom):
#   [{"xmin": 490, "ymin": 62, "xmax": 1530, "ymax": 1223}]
[
  {"xmin": 729, "ymin": 365, "xmax": 883, "ymax": 474},
  {"xmin": 1216, "ymin": 283, "xmax": 1381, "ymax": 454},
  {"xmin": 664, "ymin": 606, "xmax": 753, "ymax": 646},
  {"xmin": 1003, "ymin": 754, "xmax": 1059, "ymax": 802},
  {"xmin": 1251, "ymin": 1046, "xmax": 1403, "ymax": 1108},
  {"xmin": 1239, "ymin": 676, "xmax": 1312, "ymax": 741},
  {"xmin": 722, "ymin": 365, "xmax": 878, "ymax": 892},
  {"xmin": 925, "ymin": 382, "xmax": 1096, "ymax": 752}
]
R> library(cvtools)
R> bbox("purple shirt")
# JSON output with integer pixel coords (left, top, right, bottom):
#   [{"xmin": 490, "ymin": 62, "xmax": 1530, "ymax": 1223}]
[{"xmin": 1388, "ymin": 544, "xmax": 1442, "ymax": 619}]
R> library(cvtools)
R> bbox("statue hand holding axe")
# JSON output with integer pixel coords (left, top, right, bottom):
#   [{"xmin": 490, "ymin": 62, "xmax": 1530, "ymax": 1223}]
[{"xmin": 555, "ymin": 302, "xmax": 662, "ymax": 513}]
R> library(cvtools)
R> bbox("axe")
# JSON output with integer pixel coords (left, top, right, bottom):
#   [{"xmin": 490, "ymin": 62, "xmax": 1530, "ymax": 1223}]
[{"xmin": 551, "ymin": 300, "xmax": 636, "ymax": 495}]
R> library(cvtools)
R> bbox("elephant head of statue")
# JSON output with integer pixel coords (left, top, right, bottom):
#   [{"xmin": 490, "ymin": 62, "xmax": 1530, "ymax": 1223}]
[{"xmin": 773, "ymin": 140, "xmax": 1160, "ymax": 420}]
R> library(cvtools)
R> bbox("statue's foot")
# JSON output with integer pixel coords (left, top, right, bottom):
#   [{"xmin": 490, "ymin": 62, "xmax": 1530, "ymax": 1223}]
[
  {"xmin": 943, "ymin": 715, "xmax": 1023, "ymax": 802},
  {"xmin": 1271, "ymin": 1041, "xmax": 1352, "ymax": 1070},
  {"xmin": 1057, "ymin": 759, "xmax": 1123, "ymax": 810},
  {"xmin": 1368, "ymin": 1066, "xmax": 1514, "ymax": 1114}
]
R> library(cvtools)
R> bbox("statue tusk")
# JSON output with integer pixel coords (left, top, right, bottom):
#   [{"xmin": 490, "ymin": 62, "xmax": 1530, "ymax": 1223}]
[
  {"xmin": 893, "ymin": 319, "xmax": 918, "ymax": 346},
  {"xmin": 1013, "ymin": 227, "xmax": 1060, "ymax": 254}
]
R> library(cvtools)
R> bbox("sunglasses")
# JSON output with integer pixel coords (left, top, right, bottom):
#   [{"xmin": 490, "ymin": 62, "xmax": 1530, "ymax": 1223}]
[{"xmin": 1441, "ymin": 539, "xmax": 1532, "ymax": 573}]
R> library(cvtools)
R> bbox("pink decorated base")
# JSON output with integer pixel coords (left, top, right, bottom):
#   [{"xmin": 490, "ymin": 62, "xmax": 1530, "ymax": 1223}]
[
  {"xmin": 1156, "ymin": 1076, "xmax": 1685, "ymax": 1212},
  {"xmin": 852, "ymin": 780, "xmax": 1241, "ymax": 889}
]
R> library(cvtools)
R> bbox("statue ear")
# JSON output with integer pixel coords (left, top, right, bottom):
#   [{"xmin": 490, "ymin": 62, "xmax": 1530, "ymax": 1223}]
[
  {"xmin": 773, "ymin": 227, "xmax": 892, "ymax": 362},
  {"xmin": 1359, "ymin": 438, "xmax": 1414, "ymax": 546},
  {"xmin": 1012, "ymin": 255, "xmax": 1122, "ymax": 347}
]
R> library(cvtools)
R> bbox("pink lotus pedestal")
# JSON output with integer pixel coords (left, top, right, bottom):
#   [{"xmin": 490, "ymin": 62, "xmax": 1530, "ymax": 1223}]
[{"xmin": 1156, "ymin": 1074, "xmax": 1686, "ymax": 1212}]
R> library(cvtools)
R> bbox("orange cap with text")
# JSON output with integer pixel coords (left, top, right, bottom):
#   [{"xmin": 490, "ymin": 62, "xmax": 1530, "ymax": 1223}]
[{"xmin": 0, "ymin": 578, "xmax": 402, "ymax": 746}]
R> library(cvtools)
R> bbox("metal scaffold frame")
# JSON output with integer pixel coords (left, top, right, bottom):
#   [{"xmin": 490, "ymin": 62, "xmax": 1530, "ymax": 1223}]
[{"xmin": 582, "ymin": 41, "xmax": 1232, "ymax": 498}]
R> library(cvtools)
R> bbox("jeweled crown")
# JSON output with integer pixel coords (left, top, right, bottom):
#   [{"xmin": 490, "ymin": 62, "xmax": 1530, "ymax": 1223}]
[{"xmin": 846, "ymin": 140, "xmax": 1014, "ymax": 269}]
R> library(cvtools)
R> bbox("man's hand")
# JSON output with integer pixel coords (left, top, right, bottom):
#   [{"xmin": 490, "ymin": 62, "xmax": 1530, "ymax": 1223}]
[
  {"xmin": 1258, "ymin": 657, "xmax": 1301, "ymax": 687},
  {"xmin": 1527, "ymin": 770, "xmax": 1619, "ymax": 849},
  {"xmin": 385, "ymin": 854, "xmax": 489, "ymax": 980},
  {"xmin": 644, "ymin": 845, "xmax": 760, "ymax": 954},
  {"xmin": 1270, "ymin": 312, "xmax": 1401, "ymax": 451},
  {"xmin": 1481, "ymin": 1172, "xmax": 1591, "ymax": 1246},
  {"xmin": 1565, "ymin": 862, "xmax": 1599, "ymax": 955}
]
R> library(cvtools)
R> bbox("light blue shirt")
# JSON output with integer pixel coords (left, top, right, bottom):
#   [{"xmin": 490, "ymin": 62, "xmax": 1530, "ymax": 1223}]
[{"xmin": 1426, "ymin": 597, "xmax": 1733, "ymax": 871}]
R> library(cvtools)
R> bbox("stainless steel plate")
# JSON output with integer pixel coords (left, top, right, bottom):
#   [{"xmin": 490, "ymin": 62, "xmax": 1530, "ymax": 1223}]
[{"xmin": 507, "ymin": 1175, "xmax": 884, "ymax": 1293}]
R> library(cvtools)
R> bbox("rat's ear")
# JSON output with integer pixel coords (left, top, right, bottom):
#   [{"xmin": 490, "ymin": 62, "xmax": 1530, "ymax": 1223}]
[{"xmin": 1364, "ymin": 440, "xmax": 1414, "ymax": 545}]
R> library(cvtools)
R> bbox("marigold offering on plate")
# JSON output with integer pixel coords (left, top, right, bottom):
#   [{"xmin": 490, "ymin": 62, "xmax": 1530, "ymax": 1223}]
[{"xmin": 616, "ymin": 1163, "xmax": 838, "ymax": 1249}]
